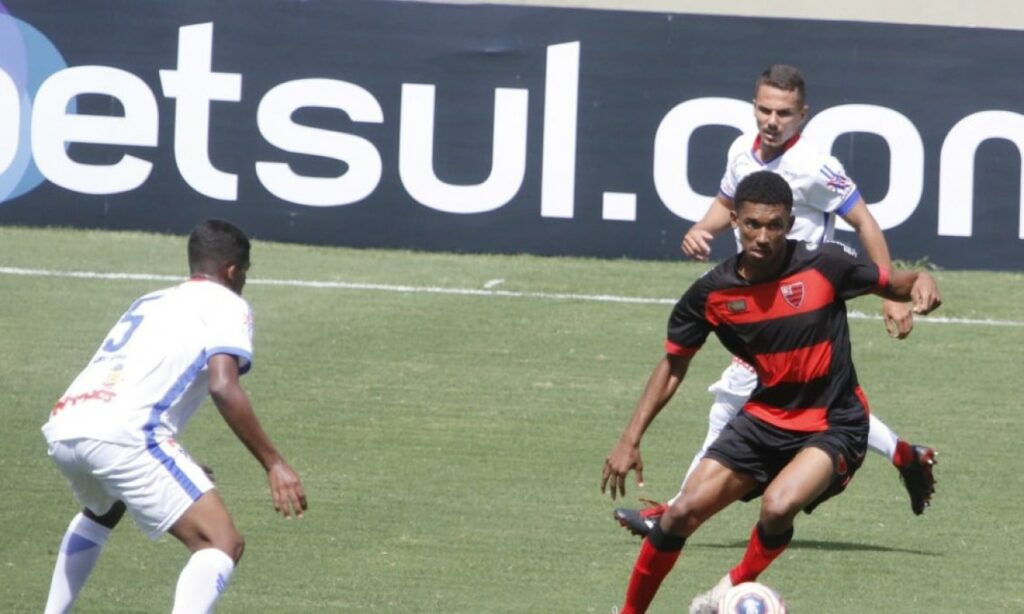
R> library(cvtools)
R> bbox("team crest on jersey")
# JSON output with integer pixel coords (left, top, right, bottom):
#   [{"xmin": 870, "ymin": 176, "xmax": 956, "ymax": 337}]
[{"xmin": 780, "ymin": 282, "xmax": 805, "ymax": 309}]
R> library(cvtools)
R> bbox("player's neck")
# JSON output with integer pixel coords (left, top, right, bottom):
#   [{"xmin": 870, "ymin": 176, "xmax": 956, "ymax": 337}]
[
  {"xmin": 190, "ymin": 272, "xmax": 227, "ymax": 287},
  {"xmin": 737, "ymin": 247, "xmax": 789, "ymax": 283},
  {"xmin": 753, "ymin": 133, "xmax": 800, "ymax": 163}
]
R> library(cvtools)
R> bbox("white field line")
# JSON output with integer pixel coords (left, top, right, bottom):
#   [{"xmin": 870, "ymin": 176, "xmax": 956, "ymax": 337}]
[{"xmin": 2, "ymin": 265, "xmax": 1021, "ymax": 328}]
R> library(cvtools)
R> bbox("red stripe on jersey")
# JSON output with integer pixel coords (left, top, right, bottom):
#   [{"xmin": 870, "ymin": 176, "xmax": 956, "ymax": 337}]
[
  {"xmin": 752, "ymin": 340, "xmax": 832, "ymax": 386},
  {"xmin": 705, "ymin": 269, "xmax": 835, "ymax": 326},
  {"xmin": 664, "ymin": 339, "xmax": 700, "ymax": 357},
  {"xmin": 745, "ymin": 402, "xmax": 828, "ymax": 432}
]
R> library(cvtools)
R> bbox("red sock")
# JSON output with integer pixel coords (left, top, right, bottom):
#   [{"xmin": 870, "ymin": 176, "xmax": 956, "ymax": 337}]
[
  {"xmin": 621, "ymin": 538, "xmax": 682, "ymax": 614},
  {"xmin": 729, "ymin": 523, "xmax": 792, "ymax": 584},
  {"xmin": 892, "ymin": 439, "xmax": 914, "ymax": 468}
]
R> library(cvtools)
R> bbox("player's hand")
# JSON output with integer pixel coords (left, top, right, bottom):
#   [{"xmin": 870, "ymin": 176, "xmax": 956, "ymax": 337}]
[
  {"xmin": 910, "ymin": 272, "xmax": 942, "ymax": 315},
  {"xmin": 267, "ymin": 460, "xmax": 307, "ymax": 519},
  {"xmin": 882, "ymin": 299, "xmax": 914, "ymax": 339},
  {"xmin": 601, "ymin": 441, "xmax": 644, "ymax": 501},
  {"xmin": 681, "ymin": 228, "xmax": 714, "ymax": 261}
]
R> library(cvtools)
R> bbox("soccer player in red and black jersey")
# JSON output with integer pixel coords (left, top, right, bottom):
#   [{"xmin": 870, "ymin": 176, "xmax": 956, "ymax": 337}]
[{"xmin": 601, "ymin": 170, "xmax": 941, "ymax": 614}]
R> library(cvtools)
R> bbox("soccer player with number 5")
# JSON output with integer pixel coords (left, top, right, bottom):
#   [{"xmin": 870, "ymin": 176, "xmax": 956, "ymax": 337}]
[{"xmin": 42, "ymin": 219, "xmax": 306, "ymax": 613}]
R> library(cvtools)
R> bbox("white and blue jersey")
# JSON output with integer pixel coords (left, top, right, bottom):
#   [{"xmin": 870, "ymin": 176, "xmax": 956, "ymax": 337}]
[
  {"xmin": 43, "ymin": 278, "xmax": 253, "ymax": 447},
  {"xmin": 720, "ymin": 132, "xmax": 861, "ymax": 248}
]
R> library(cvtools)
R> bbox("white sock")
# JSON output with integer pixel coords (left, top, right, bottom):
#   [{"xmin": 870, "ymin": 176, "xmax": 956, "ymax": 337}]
[
  {"xmin": 867, "ymin": 412, "xmax": 900, "ymax": 462},
  {"xmin": 172, "ymin": 548, "xmax": 235, "ymax": 614},
  {"xmin": 44, "ymin": 512, "xmax": 112, "ymax": 614}
]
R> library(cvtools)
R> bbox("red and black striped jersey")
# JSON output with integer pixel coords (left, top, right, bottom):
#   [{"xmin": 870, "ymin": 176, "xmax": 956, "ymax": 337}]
[{"xmin": 665, "ymin": 240, "xmax": 890, "ymax": 432}]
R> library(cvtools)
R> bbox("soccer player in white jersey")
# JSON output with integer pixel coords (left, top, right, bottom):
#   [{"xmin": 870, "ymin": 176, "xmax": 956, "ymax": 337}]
[
  {"xmin": 42, "ymin": 219, "xmax": 307, "ymax": 613},
  {"xmin": 612, "ymin": 65, "xmax": 936, "ymax": 537}
]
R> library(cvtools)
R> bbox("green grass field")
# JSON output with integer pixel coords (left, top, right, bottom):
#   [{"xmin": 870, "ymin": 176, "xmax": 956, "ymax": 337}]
[{"xmin": 1, "ymin": 225, "xmax": 1022, "ymax": 612}]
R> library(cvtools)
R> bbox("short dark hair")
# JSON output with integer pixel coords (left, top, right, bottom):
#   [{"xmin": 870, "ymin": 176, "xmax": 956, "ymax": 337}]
[
  {"xmin": 756, "ymin": 64, "xmax": 806, "ymax": 106},
  {"xmin": 734, "ymin": 171, "xmax": 793, "ymax": 212},
  {"xmin": 188, "ymin": 219, "xmax": 250, "ymax": 274}
]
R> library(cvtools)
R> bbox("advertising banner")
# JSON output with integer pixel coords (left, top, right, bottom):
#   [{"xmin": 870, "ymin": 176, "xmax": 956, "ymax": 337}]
[{"xmin": 1, "ymin": 0, "xmax": 1022, "ymax": 269}]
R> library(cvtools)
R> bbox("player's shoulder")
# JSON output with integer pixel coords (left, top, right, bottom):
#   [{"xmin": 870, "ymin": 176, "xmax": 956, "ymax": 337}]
[
  {"xmin": 726, "ymin": 132, "xmax": 757, "ymax": 162},
  {"xmin": 788, "ymin": 135, "xmax": 847, "ymax": 172},
  {"xmin": 795, "ymin": 240, "xmax": 860, "ymax": 268},
  {"xmin": 693, "ymin": 256, "xmax": 741, "ymax": 292}
]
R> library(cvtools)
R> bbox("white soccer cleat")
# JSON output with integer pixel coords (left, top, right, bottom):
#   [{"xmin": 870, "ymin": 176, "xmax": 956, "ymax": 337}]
[{"xmin": 688, "ymin": 573, "xmax": 733, "ymax": 614}]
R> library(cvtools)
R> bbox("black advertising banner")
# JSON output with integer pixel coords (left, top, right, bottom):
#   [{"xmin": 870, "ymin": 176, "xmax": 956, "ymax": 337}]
[{"xmin": 1, "ymin": 0, "xmax": 1022, "ymax": 270}]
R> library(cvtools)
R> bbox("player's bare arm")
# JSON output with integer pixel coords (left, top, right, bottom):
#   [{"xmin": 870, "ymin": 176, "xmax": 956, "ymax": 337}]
[
  {"xmin": 681, "ymin": 195, "xmax": 735, "ymax": 261},
  {"xmin": 207, "ymin": 353, "xmax": 308, "ymax": 519},
  {"xmin": 841, "ymin": 198, "xmax": 915, "ymax": 339},
  {"xmin": 875, "ymin": 270, "xmax": 942, "ymax": 315},
  {"xmin": 602, "ymin": 354, "xmax": 691, "ymax": 500}
]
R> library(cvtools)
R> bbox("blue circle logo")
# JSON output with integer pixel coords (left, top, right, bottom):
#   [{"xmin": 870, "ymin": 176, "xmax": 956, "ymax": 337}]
[{"xmin": 0, "ymin": 4, "xmax": 74, "ymax": 204}]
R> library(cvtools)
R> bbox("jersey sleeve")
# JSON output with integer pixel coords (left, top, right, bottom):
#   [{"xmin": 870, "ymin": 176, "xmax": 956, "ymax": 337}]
[
  {"xmin": 201, "ymin": 292, "xmax": 255, "ymax": 374},
  {"xmin": 665, "ymin": 280, "xmax": 713, "ymax": 357},
  {"xmin": 818, "ymin": 242, "xmax": 887, "ymax": 300},
  {"xmin": 805, "ymin": 154, "xmax": 861, "ymax": 216}
]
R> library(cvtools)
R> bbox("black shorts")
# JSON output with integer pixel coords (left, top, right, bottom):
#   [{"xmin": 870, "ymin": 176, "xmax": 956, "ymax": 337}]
[{"xmin": 704, "ymin": 410, "xmax": 869, "ymax": 508}]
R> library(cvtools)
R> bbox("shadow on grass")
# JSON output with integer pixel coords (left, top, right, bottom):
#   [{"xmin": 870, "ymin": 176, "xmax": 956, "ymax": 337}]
[{"xmin": 694, "ymin": 539, "xmax": 937, "ymax": 556}]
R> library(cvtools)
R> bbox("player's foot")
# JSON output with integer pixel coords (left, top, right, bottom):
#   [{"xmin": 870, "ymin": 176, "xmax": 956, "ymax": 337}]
[
  {"xmin": 688, "ymin": 573, "xmax": 733, "ymax": 614},
  {"xmin": 612, "ymin": 498, "xmax": 668, "ymax": 537},
  {"xmin": 896, "ymin": 443, "xmax": 937, "ymax": 515}
]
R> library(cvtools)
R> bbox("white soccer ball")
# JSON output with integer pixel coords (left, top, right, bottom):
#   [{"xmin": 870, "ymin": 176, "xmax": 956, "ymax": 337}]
[{"xmin": 718, "ymin": 581, "xmax": 787, "ymax": 614}]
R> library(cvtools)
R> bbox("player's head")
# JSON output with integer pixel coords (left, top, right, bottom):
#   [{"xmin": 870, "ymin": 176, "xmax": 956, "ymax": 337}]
[
  {"xmin": 753, "ymin": 65, "xmax": 809, "ymax": 151},
  {"xmin": 188, "ymin": 219, "xmax": 251, "ymax": 295},
  {"xmin": 756, "ymin": 64, "xmax": 806, "ymax": 106},
  {"xmin": 732, "ymin": 171, "xmax": 795, "ymax": 269},
  {"xmin": 735, "ymin": 170, "xmax": 793, "ymax": 213}
]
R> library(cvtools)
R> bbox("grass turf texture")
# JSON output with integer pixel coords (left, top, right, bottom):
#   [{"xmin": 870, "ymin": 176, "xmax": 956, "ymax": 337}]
[{"xmin": 1, "ymin": 226, "xmax": 1022, "ymax": 612}]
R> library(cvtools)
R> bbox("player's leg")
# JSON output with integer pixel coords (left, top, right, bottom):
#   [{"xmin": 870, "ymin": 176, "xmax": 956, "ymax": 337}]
[
  {"xmin": 611, "ymin": 392, "xmax": 739, "ymax": 536},
  {"xmin": 620, "ymin": 458, "xmax": 754, "ymax": 614},
  {"xmin": 44, "ymin": 504, "xmax": 125, "ymax": 614},
  {"xmin": 673, "ymin": 389, "xmax": 746, "ymax": 499},
  {"xmin": 613, "ymin": 362, "xmax": 754, "ymax": 537},
  {"xmin": 44, "ymin": 440, "xmax": 126, "ymax": 614},
  {"xmin": 868, "ymin": 412, "xmax": 938, "ymax": 515},
  {"xmin": 124, "ymin": 438, "xmax": 242, "ymax": 614},
  {"xmin": 736, "ymin": 447, "xmax": 832, "ymax": 581},
  {"xmin": 168, "ymin": 490, "xmax": 244, "ymax": 614},
  {"xmin": 867, "ymin": 412, "xmax": 899, "ymax": 459}
]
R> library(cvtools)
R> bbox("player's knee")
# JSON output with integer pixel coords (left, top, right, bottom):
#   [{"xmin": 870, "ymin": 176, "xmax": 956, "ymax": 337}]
[
  {"xmin": 759, "ymin": 493, "xmax": 799, "ymax": 530},
  {"xmin": 210, "ymin": 528, "xmax": 245, "ymax": 564},
  {"xmin": 662, "ymin": 499, "xmax": 707, "ymax": 537},
  {"xmin": 225, "ymin": 531, "xmax": 245, "ymax": 564}
]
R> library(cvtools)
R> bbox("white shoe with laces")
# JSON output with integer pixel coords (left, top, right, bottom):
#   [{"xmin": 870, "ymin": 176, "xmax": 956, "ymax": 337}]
[{"xmin": 688, "ymin": 573, "xmax": 733, "ymax": 614}]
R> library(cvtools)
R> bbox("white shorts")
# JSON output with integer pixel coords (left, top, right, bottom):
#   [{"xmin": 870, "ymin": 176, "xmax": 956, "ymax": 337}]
[{"xmin": 46, "ymin": 437, "xmax": 214, "ymax": 540}]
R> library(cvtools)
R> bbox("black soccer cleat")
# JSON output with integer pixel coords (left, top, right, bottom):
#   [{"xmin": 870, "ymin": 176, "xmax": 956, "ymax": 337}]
[
  {"xmin": 613, "ymin": 500, "xmax": 668, "ymax": 537},
  {"xmin": 898, "ymin": 445, "xmax": 937, "ymax": 515}
]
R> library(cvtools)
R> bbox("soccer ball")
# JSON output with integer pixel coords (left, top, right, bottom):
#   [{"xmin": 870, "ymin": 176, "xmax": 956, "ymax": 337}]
[{"xmin": 718, "ymin": 581, "xmax": 787, "ymax": 614}]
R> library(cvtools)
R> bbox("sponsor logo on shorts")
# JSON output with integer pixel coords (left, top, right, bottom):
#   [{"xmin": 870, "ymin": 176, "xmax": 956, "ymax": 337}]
[{"xmin": 836, "ymin": 452, "xmax": 848, "ymax": 476}]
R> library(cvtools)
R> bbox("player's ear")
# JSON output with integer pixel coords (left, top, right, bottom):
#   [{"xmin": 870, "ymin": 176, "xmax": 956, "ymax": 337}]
[
  {"xmin": 730, "ymin": 207, "xmax": 740, "ymax": 228},
  {"xmin": 786, "ymin": 212, "xmax": 796, "ymax": 232}
]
